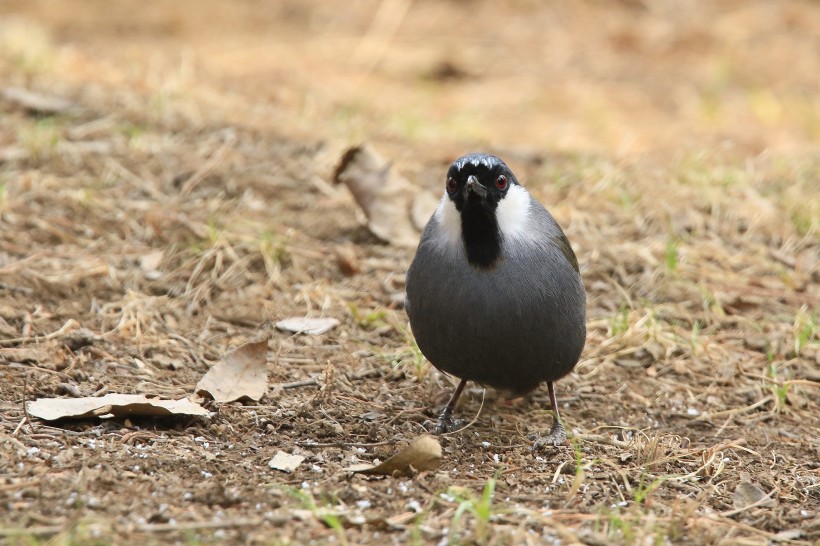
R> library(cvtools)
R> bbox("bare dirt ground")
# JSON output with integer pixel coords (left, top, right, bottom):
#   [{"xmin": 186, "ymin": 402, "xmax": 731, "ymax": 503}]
[{"xmin": 1, "ymin": 1, "xmax": 818, "ymax": 544}]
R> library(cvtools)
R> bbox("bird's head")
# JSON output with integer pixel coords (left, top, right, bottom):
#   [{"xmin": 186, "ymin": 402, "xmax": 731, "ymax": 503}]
[
  {"xmin": 445, "ymin": 153, "xmax": 519, "ymax": 214},
  {"xmin": 432, "ymin": 153, "xmax": 531, "ymax": 268}
]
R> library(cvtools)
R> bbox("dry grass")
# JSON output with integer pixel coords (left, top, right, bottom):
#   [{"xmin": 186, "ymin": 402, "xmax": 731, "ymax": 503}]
[{"xmin": 0, "ymin": 1, "xmax": 818, "ymax": 545}]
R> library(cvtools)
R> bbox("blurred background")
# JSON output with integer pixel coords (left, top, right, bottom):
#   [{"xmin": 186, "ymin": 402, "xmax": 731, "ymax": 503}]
[{"xmin": 3, "ymin": 0, "xmax": 819, "ymax": 159}]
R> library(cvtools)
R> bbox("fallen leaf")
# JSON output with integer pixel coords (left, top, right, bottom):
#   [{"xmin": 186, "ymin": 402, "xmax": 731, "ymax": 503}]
[
  {"xmin": 732, "ymin": 481, "xmax": 776, "ymax": 510},
  {"xmin": 139, "ymin": 250, "xmax": 165, "ymax": 279},
  {"xmin": 26, "ymin": 393, "xmax": 209, "ymax": 421},
  {"xmin": 268, "ymin": 451, "xmax": 305, "ymax": 473},
  {"xmin": 195, "ymin": 339, "xmax": 269, "ymax": 403},
  {"xmin": 410, "ymin": 190, "xmax": 439, "ymax": 232},
  {"xmin": 333, "ymin": 144, "xmax": 437, "ymax": 247},
  {"xmin": 348, "ymin": 435, "xmax": 442, "ymax": 476},
  {"xmin": 334, "ymin": 244, "xmax": 360, "ymax": 276},
  {"xmin": 275, "ymin": 317, "xmax": 340, "ymax": 335}
]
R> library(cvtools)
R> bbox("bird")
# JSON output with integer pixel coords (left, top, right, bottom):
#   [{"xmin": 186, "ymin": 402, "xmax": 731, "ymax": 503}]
[{"xmin": 405, "ymin": 153, "xmax": 586, "ymax": 449}]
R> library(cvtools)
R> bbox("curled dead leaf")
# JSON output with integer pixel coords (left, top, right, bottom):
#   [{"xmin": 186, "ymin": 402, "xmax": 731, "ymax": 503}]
[
  {"xmin": 333, "ymin": 144, "xmax": 437, "ymax": 247},
  {"xmin": 195, "ymin": 339, "xmax": 269, "ymax": 403},
  {"xmin": 348, "ymin": 435, "xmax": 442, "ymax": 476},
  {"xmin": 275, "ymin": 317, "xmax": 340, "ymax": 335},
  {"xmin": 26, "ymin": 393, "xmax": 209, "ymax": 421}
]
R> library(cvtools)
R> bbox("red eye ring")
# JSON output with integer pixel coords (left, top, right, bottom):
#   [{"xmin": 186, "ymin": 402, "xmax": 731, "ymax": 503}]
[
  {"xmin": 446, "ymin": 177, "xmax": 458, "ymax": 193},
  {"xmin": 495, "ymin": 175, "xmax": 508, "ymax": 190}
]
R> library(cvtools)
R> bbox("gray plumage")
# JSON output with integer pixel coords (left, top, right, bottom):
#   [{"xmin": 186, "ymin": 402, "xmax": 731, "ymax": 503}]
[
  {"xmin": 405, "ymin": 153, "xmax": 586, "ymax": 445},
  {"xmin": 407, "ymin": 201, "xmax": 585, "ymax": 392}
]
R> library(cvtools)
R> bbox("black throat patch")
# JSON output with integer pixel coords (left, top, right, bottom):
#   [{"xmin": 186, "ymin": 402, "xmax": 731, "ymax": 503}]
[{"xmin": 460, "ymin": 203, "xmax": 502, "ymax": 268}]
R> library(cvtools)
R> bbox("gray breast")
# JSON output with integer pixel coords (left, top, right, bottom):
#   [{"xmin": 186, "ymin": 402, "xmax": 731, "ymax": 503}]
[{"xmin": 406, "ymin": 206, "xmax": 586, "ymax": 395}]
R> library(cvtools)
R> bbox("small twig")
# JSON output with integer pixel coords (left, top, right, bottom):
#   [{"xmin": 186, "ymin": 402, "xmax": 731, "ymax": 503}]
[
  {"xmin": 276, "ymin": 378, "xmax": 320, "ymax": 389},
  {"xmin": 551, "ymin": 461, "xmax": 573, "ymax": 484},
  {"xmin": 21, "ymin": 311, "xmax": 32, "ymax": 337},
  {"xmin": 133, "ymin": 518, "xmax": 267, "ymax": 533},
  {"xmin": 573, "ymin": 433, "xmax": 631, "ymax": 449},
  {"xmin": 0, "ymin": 525, "xmax": 64, "ymax": 538},
  {"xmin": 348, "ymin": 368, "xmax": 383, "ymax": 380},
  {"xmin": 0, "ymin": 479, "xmax": 42, "ymax": 493},
  {"xmin": 695, "ymin": 515, "xmax": 785, "ymax": 543},
  {"xmin": 767, "ymin": 248, "xmax": 795, "ymax": 269},
  {"xmin": 0, "ymin": 319, "xmax": 80, "ymax": 347},
  {"xmin": 274, "ymin": 368, "xmax": 382, "ymax": 390},
  {"xmin": 696, "ymin": 395, "xmax": 773, "ymax": 422},
  {"xmin": 8, "ymin": 363, "xmax": 66, "ymax": 377},
  {"xmin": 12, "ymin": 416, "xmax": 27, "ymax": 436},
  {"xmin": 91, "ymin": 384, "xmax": 109, "ymax": 397},
  {"xmin": 297, "ymin": 440, "xmax": 395, "ymax": 448},
  {"xmin": 278, "ymin": 357, "xmax": 317, "ymax": 364},
  {"xmin": 20, "ymin": 372, "xmax": 33, "ymax": 434},
  {"xmin": 742, "ymin": 374, "xmax": 820, "ymax": 389}
]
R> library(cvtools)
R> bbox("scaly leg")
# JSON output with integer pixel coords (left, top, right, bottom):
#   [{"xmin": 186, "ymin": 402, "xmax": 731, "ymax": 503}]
[
  {"xmin": 434, "ymin": 378, "xmax": 468, "ymax": 434},
  {"xmin": 532, "ymin": 381, "xmax": 567, "ymax": 450}
]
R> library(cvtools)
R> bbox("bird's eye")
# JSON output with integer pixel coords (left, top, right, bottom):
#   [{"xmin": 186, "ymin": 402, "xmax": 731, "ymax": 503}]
[
  {"xmin": 495, "ymin": 175, "xmax": 508, "ymax": 190},
  {"xmin": 446, "ymin": 177, "xmax": 458, "ymax": 193}
]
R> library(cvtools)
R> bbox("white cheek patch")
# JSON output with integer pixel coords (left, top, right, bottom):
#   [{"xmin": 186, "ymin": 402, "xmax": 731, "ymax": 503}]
[
  {"xmin": 496, "ymin": 184, "xmax": 531, "ymax": 241},
  {"xmin": 431, "ymin": 193, "xmax": 461, "ymax": 247}
]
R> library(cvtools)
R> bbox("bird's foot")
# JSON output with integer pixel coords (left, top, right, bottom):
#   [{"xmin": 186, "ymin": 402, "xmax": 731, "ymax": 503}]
[
  {"xmin": 423, "ymin": 414, "xmax": 465, "ymax": 435},
  {"xmin": 531, "ymin": 418, "xmax": 567, "ymax": 451}
]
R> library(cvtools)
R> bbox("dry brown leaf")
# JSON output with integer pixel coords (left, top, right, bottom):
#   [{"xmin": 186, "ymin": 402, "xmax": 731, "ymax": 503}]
[
  {"xmin": 268, "ymin": 451, "xmax": 305, "ymax": 473},
  {"xmin": 334, "ymin": 244, "xmax": 360, "ymax": 276},
  {"xmin": 275, "ymin": 317, "xmax": 340, "ymax": 335},
  {"xmin": 195, "ymin": 339, "xmax": 269, "ymax": 403},
  {"xmin": 26, "ymin": 393, "xmax": 209, "ymax": 421},
  {"xmin": 733, "ymin": 481, "xmax": 776, "ymax": 510},
  {"xmin": 333, "ymin": 144, "xmax": 437, "ymax": 247},
  {"xmin": 348, "ymin": 435, "xmax": 442, "ymax": 476}
]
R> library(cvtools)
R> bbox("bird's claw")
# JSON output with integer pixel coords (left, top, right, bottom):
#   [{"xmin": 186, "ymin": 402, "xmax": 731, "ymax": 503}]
[
  {"xmin": 531, "ymin": 419, "xmax": 567, "ymax": 451},
  {"xmin": 423, "ymin": 415, "xmax": 464, "ymax": 435}
]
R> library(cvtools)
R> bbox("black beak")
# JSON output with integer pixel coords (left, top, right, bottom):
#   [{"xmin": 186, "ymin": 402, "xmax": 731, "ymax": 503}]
[{"xmin": 464, "ymin": 175, "xmax": 486, "ymax": 199}]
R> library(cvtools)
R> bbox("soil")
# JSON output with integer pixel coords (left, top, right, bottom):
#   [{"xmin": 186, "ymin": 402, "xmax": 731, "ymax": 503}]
[{"xmin": 0, "ymin": 1, "xmax": 818, "ymax": 544}]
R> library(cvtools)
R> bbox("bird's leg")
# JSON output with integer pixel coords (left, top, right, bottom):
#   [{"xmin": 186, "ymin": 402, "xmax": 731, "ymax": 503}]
[
  {"xmin": 532, "ymin": 381, "xmax": 567, "ymax": 451},
  {"xmin": 434, "ymin": 378, "xmax": 468, "ymax": 434}
]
